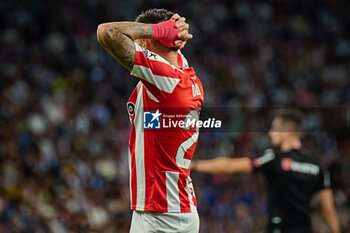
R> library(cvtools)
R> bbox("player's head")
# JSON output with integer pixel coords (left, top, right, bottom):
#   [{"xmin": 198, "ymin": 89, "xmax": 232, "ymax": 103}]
[
  {"xmin": 268, "ymin": 109, "xmax": 303, "ymax": 147},
  {"xmin": 136, "ymin": 8, "xmax": 174, "ymax": 24},
  {"xmin": 136, "ymin": 9, "xmax": 176, "ymax": 51}
]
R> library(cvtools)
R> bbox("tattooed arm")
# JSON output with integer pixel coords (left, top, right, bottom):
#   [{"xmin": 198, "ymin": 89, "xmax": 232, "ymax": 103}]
[
  {"xmin": 97, "ymin": 22, "xmax": 152, "ymax": 71},
  {"xmin": 97, "ymin": 14, "xmax": 192, "ymax": 71}
]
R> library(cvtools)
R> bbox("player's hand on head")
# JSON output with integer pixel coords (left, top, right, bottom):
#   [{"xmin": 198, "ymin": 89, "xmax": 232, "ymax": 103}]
[
  {"xmin": 174, "ymin": 40, "xmax": 186, "ymax": 50},
  {"xmin": 172, "ymin": 14, "xmax": 192, "ymax": 38},
  {"xmin": 171, "ymin": 14, "xmax": 193, "ymax": 50},
  {"xmin": 171, "ymin": 14, "xmax": 181, "ymax": 21},
  {"xmin": 175, "ymin": 18, "xmax": 189, "ymax": 32},
  {"xmin": 177, "ymin": 30, "xmax": 192, "ymax": 41},
  {"xmin": 151, "ymin": 13, "xmax": 192, "ymax": 48}
]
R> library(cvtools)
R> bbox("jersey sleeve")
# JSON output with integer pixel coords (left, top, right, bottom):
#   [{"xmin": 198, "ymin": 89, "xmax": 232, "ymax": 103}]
[
  {"xmin": 130, "ymin": 43, "xmax": 181, "ymax": 101},
  {"xmin": 251, "ymin": 148, "xmax": 276, "ymax": 173},
  {"xmin": 316, "ymin": 169, "xmax": 331, "ymax": 190}
]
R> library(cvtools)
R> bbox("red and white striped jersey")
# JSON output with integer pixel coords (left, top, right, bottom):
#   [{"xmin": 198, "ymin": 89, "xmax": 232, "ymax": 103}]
[{"xmin": 126, "ymin": 43, "xmax": 204, "ymax": 213}]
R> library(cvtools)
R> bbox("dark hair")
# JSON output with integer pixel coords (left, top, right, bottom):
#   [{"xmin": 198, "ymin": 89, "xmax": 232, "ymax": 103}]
[
  {"xmin": 274, "ymin": 109, "xmax": 303, "ymax": 132},
  {"xmin": 136, "ymin": 8, "xmax": 174, "ymax": 24}
]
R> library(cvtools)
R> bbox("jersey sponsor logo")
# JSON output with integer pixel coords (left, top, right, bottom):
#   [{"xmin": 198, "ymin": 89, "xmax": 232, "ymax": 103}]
[
  {"xmin": 254, "ymin": 149, "xmax": 275, "ymax": 167},
  {"xmin": 127, "ymin": 102, "xmax": 135, "ymax": 116},
  {"xmin": 143, "ymin": 50, "xmax": 158, "ymax": 59},
  {"xmin": 281, "ymin": 158, "xmax": 320, "ymax": 175},
  {"xmin": 192, "ymin": 83, "xmax": 202, "ymax": 97},
  {"xmin": 143, "ymin": 110, "xmax": 161, "ymax": 129}
]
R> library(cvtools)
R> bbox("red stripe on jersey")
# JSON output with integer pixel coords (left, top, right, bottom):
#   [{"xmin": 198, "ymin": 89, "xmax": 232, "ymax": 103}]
[
  {"xmin": 129, "ymin": 126, "xmax": 137, "ymax": 209},
  {"xmin": 178, "ymin": 174, "xmax": 191, "ymax": 212},
  {"xmin": 152, "ymin": 170, "xmax": 168, "ymax": 212},
  {"xmin": 177, "ymin": 53, "xmax": 183, "ymax": 67},
  {"xmin": 184, "ymin": 133, "xmax": 198, "ymax": 161}
]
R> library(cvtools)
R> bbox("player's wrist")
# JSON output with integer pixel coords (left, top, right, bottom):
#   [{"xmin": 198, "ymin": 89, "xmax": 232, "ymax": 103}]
[{"xmin": 151, "ymin": 19, "xmax": 180, "ymax": 47}]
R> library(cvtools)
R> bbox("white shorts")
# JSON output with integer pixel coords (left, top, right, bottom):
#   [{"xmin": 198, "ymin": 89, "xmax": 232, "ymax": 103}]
[{"xmin": 129, "ymin": 211, "xmax": 200, "ymax": 233}]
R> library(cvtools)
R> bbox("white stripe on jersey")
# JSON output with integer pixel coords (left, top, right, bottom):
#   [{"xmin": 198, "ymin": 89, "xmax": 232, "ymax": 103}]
[
  {"xmin": 134, "ymin": 83, "xmax": 146, "ymax": 210},
  {"xmin": 185, "ymin": 176, "xmax": 197, "ymax": 212},
  {"xmin": 132, "ymin": 65, "xmax": 180, "ymax": 93},
  {"xmin": 166, "ymin": 171, "xmax": 181, "ymax": 212}
]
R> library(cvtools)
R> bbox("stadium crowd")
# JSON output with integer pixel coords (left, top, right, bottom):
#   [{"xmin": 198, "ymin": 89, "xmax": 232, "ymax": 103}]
[{"xmin": 0, "ymin": 0, "xmax": 349, "ymax": 232}]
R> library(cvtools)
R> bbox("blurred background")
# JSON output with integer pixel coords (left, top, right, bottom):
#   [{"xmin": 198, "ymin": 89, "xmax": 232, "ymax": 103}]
[{"xmin": 0, "ymin": 0, "xmax": 349, "ymax": 232}]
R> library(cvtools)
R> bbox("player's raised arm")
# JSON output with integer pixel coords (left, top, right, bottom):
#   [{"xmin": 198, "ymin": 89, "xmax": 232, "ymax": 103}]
[
  {"xmin": 191, "ymin": 157, "xmax": 253, "ymax": 174},
  {"xmin": 319, "ymin": 189, "xmax": 341, "ymax": 233},
  {"xmin": 97, "ymin": 22, "xmax": 150, "ymax": 70},
  {"xmin": 96, "ymin": 15, "xmax": 192, "ymax": 71}
]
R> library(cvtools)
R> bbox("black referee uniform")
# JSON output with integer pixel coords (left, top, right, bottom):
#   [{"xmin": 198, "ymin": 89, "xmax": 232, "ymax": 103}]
[{"xmin": 252, "ymin": 148, "xmax": 331, "ymax": 233}]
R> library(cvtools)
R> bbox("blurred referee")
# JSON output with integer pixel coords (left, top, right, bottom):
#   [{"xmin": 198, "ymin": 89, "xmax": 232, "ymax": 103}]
[{"xmin": 191, "ymin": 109, "xmax": 340, "ymax": 233}]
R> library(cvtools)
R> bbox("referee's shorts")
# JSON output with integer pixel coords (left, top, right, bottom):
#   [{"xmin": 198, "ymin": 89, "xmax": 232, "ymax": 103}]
[{"xmin": 130, "ymin": 210, "xmax": 200, "ymax": 233}]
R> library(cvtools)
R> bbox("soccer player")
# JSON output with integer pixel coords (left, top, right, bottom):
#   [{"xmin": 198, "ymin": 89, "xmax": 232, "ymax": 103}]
[
  {"xmin": 97, "ymin": 9, "xmax": 203, "ymax": 233},
  {"xmin": 191, "ymin": 109, "xmax": 340, "ymax": 233}
]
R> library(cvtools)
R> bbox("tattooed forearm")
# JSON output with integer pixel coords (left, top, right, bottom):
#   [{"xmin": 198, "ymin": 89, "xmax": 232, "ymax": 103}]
[
  {"xmin": 108, "ymin": 22, "xmax": 153, "ymax": 40},
  {"xmin": 97, "ymin": 22, "xmax": 153, "ymax": 71}
]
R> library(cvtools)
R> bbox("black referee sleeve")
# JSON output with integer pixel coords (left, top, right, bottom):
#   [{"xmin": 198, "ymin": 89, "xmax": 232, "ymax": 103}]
[{"xmin": 251, "ymin": 148, "xmax": 276, "ymax": 173}]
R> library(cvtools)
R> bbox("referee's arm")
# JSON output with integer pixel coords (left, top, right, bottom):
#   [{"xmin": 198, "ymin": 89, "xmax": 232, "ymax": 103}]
[
  {"xmin": 190, "ymin": 158, "xmax": 253, "ymax": 174},
  {"xmin": 319, "ymin": 189, "xmax": 341, "ymax": 233}
]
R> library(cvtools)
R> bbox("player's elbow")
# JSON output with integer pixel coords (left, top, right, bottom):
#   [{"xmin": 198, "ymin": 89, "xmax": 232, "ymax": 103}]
[{"xmin": 97, "ymin": 23, "xmax": 108, "ymax": 45}]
